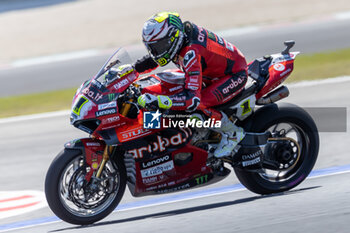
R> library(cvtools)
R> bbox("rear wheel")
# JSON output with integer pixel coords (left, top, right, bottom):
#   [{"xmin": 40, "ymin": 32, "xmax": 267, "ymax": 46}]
[
  {"xmin": 235, "ymin": 103, "xmax": 319, "ymax": 194},
  {"xmin": 45, "ymin": 148, "xmax": 126, "ymax": 225}
]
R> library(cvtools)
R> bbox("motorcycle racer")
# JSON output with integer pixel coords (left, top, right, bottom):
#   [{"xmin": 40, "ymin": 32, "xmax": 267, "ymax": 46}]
[{"xmin": 126, "ymin": 12, "xmax": 247, "ymax": 158}]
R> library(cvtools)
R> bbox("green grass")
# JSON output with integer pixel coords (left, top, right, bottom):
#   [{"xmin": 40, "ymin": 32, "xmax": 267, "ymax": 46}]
[
  {"xmin": 288, "ymin": 48, "xmax": 350, "ymax": 82},
  {"xmin": 1, "ymin": 48, "xmax": 350, "ymax": 118},
  {"xmin": 0, "ymin": 88, "xmax": 76, "ymax": 118}
]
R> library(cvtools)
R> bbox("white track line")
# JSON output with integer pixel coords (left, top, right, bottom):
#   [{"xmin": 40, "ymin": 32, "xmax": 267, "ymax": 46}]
[
  {"xmin": 288, "ymin": 76, "xmax": 350, "ymax": 88},
  {"xmin": 11, "ymin": 50, "xmax": 100, "ymax": 68},
  {"xmin": 217, "ymin": 26, "xmax": 259, "ymax": 37},
  {"xmin": 0, "ymin": 110, "xmax": 70, "ymax": 124},
  {"xmin": 334, "ymin": 11, "xmax": 350, "ymax": 20}
]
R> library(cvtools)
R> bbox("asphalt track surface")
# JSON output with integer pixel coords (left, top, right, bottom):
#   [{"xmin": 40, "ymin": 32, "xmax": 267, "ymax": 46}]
[
  {"xmin": 0, "ymin": 16, "xmax": 350, "ymax": 97},
  {"xmin": 0, "ymin": 79, "xmax": 349, "ymax": 232}
]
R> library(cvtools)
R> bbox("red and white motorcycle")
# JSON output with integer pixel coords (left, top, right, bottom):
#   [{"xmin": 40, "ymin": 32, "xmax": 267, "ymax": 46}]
[{"xmin": 45, "ymin": 41, "xmax": 319, "ymax": 225}]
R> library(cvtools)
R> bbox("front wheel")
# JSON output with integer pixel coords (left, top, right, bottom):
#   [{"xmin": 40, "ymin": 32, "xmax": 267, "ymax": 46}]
[
  {"xmin": 235, "ymin": 103, "xmax": 319, "ymax": 195},
  {"xmin": 45, "ymin": 148, "xmax": 126, "ymax": 225}
]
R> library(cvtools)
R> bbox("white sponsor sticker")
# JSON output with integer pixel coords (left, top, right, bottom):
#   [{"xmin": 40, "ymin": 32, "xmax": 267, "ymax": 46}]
[
  {"xmin": 280, "ymin": 68, "xmax": 292, "ymax": 77},
  {"xmin": 224, "ymin": 40, "xmax": 234, "ymax": 52},
  {"xmin": 103, "ymin": 116, "xmax": 120, "ymax": 124},
  {"xmin": 242, "ymin": 157, "xmax": 261, "ymax": 167},
  {"xmin": 86, "ymin": 142, "xmax": 101, "ymax": 146},
  {"xmin": 98, "ymin": 101, "xmax": 117, "ymax": 110},
  {"xmin": 114, "ymin": 79, "xmax": 129, "ymax": 90},
  {"xmin": 142, "ymin": 176, "xmax": 158, "ymax": 184},
  {"xmin": 169, "ymin": 86, "xmax": 182, "ymax": 92},
  {"xmin": 273, "ymin": 63, "xmax": 285, "ymax": 71},
  {"xmin": 183, "ymin": 50, "xmax": 196, "ymax": 67},
  {"xmin": 141, "ymin": 161, "xmax": 174, "ymax": 178}
]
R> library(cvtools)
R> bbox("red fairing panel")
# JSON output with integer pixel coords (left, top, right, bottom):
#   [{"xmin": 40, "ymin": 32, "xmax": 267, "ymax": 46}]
[
  {"xmin": 256, "ymin": 59, "xmax": 294, "ymax": 99},
  {"xmin": 132, "ymin": 144, "xmax": 212, "ymax": 196},
  {"xmin": 139, "ymin": 74, "xmax": 185, "ymax": 96},
  {"xmin": 136, "ymin": 69, "xmax": 185, "ymax": 96},
  {"xmin": 116, "ymin": 123, "xmax": 154, "ymax": 143},
  {"xmin": 70, "ymin": 138, "xmax": 106, "ymax": 182}
]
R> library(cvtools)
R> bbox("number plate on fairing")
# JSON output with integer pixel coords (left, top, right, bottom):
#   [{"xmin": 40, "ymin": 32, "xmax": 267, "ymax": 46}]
[{"xmin": 229, "ymin": 95, "xmax": 256, "ymax": 120}]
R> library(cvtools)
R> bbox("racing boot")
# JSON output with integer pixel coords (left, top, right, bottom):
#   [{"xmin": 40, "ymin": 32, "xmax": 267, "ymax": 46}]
[{"xmin": 214, "ymin": 112, "xmax": 245, "ymax": 158}]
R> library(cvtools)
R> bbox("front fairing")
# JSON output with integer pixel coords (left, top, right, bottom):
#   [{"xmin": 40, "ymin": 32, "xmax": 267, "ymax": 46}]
[
  {"xmin": 70, "ymin": 78, "xmax": 139, "ymax": 138},
  {"xmin": 70, "ymin": 80, "xmax": 116, "ymax": 123},
  {"xmin": 70, "ymin": 48, "xmax": 137, "ymax": 135}
]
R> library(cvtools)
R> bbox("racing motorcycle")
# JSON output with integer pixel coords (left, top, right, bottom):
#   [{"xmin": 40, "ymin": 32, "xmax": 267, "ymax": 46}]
[{"xmin": 45, "ymin": 41, "xmax": 319, "ymax": 225}]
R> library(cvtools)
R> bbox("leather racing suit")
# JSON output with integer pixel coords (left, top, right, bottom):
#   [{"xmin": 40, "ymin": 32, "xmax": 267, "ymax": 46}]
[{"xmin": 134, "ymin": 21, "xmax": 247, "ymax": 120}]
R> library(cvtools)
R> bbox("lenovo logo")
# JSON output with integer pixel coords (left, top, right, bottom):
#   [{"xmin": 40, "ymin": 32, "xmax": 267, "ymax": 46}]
[{"xmin": 141, "ymin": 155, "xmax": 171, "ymax": 169}]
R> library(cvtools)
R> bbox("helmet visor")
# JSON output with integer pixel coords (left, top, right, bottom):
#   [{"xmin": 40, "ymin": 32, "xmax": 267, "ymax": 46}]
[{"xmin": 145, "ymin": 37, "xmax": 172, "ymax": 57}]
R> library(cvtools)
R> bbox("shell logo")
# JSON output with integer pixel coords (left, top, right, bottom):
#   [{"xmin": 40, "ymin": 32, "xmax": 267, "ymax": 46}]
[
  {"xmin": 273, "ymin": 63, "xmax": 285, "ymax": 71},
  {"xmin": 0, "ymin": 190, "xmax": 47, "ymax": 220}
]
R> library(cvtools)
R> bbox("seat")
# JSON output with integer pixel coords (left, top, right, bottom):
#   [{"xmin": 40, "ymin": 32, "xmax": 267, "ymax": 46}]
[{"xmin": 247, "ymin": 56, "xmax": 272, "ymax": 88}]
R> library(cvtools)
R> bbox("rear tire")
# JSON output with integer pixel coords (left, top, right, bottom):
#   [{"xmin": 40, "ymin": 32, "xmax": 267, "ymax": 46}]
[
  {"xmin": 45, "ymin": 148, "xmax": 126, "ymax": 225},
  {"xmin": 235, "ymin": 103, "xmax": 319, "ymax": 195}
]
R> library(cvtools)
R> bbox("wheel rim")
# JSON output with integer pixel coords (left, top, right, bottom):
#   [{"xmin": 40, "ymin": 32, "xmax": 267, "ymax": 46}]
[
  {"xmin": 258, "ymin": 122, "xmax": 309, "ymax": 183},
  {"xmin": 58, "ymin": 156, "xmax": 121, "ymax": 217}
]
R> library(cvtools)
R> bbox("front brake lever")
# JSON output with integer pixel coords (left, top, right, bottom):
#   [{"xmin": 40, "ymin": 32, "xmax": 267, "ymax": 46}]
[
  {"xmin": 131, "ymin": 85, "xmax": 142, "ymax": 99},
  {"xmin": 126, "ymin": 101, "xmax": 140, "ymax": 114}
]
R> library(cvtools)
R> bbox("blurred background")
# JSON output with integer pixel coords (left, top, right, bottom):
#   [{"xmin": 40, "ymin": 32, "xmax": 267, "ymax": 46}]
[
  {"xmin": 0, "ymin": 0, "xmax": 349, "ymax": 62},
  {"xmin": 0, "ymin": 0, "xmax": 349, "ymax": 232},
  {"xmin": 0, "ymin": 0, "xmax": 350, "ymax": 115}
]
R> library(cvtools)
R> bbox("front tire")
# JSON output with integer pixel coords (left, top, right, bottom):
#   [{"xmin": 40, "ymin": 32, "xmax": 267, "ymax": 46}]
[
  {"xmin": 45, "ymin": 148, "xmax": 126, "ymax": 225},
  {"xmin": 235, "ymin": 103, "xmax": 319, "ymax": 195}
]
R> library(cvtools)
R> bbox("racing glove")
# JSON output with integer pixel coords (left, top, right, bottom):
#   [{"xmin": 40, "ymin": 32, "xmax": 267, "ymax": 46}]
[
  {"xmin": 116, "ymin": 64, "xmax": 136, "ymax": 78},
  {"xmin": 102, "ymin": 64, "xmax": 136, "ymax": 85},
  {"xmin": 137, "ymin": 93, "xmax": 172, "ymax": 110}
]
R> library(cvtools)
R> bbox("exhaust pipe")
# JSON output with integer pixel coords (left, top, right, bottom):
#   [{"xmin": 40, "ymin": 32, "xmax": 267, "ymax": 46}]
[{"xmin": 256, "ymin": 85, "xmax": 289, "ymax": 105}]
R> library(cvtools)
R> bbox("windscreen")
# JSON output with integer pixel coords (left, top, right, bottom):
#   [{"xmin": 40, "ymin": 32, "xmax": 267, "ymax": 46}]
[{"xmin": 95, "ymin": 48, "xmax": 133, "ymax": 87}]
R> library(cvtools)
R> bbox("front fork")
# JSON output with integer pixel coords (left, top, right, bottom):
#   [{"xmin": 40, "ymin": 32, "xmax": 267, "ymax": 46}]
[
  {"xmin": 95, "ymin": 145, "xmax": 113, "ymax": 178},
  {"xmin": 94, "ymin": 95, "xmax": 135, "ymax": 178}
]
